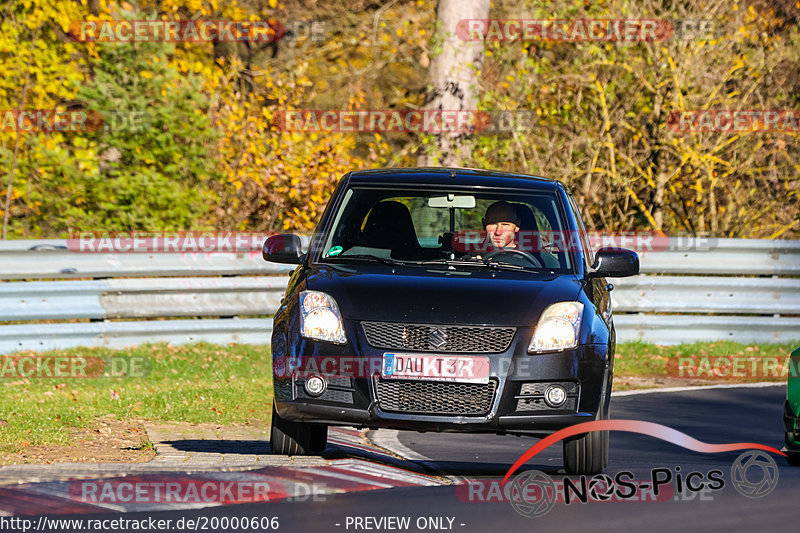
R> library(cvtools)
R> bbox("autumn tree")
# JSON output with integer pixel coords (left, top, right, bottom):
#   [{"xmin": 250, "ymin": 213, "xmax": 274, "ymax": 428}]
[
  {"xmin": 471, "ymin": 0, "xmax": 800, "ymax": 238},
  {"xmin": 422, "ymin": 0, "xmax": 490, "ymax": 166}
]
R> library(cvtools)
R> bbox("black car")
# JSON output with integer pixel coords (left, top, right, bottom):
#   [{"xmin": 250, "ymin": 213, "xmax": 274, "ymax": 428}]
[{"xmin": 263, "ymin": 167, "xmax": 639, "ymax": 475}]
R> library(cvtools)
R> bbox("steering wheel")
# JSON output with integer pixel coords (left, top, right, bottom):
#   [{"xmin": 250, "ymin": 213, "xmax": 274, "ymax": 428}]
[{"xmin": 483, "ymin": 249, "xmax": 543, "ymax": 268}]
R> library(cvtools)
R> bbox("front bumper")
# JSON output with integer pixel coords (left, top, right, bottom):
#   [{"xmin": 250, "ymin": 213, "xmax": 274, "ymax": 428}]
[{"xmin": 272, "ymin": 327, "xmax": 611, "ymax": 436}]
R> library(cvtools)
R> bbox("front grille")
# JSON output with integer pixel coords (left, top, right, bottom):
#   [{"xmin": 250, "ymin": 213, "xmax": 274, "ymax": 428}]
[
  {"xmin": 362, "ymin": 322, "xmax": 515, "ymax": 353},
  {"xmin": 520, "ymin": 382, "xmax": 579, "ymax": 396},
  {"xmin": 374, "ymin": 378, "xmax": 497, "ymax": 415},
  {"xmin": 295, "ymin": 383, "xmax": 354, "ymax": 404},
  {"xmin": 322, "ymin": 376, "xmax": 352, "ymax": 389},
  {"xmin": 516, "ymin": 397, "xmax": 578, "ymax": 412}
]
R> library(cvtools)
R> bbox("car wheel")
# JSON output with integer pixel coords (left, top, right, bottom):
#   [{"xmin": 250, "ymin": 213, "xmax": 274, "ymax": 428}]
[
  {"xmin": 787, "ymin": 451, "xmax": 800, "ymax": 467},
  {"xmin": 563, "ymin": 399, "xmax": 609, "ymax": 475},
  {"xmin": 270, "ymin": 402, "xmax": 328, "ymax": 455}
]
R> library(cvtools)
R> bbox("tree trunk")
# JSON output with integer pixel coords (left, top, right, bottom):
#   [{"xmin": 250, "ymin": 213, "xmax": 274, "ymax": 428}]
[{"xmin": 421, "ymin": 0, "xmax": 490, "ymax": 167}]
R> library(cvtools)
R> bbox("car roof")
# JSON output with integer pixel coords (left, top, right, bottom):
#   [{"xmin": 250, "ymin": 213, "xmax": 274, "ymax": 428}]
[{"xmin": 347, "ymin": 167, "xmax": 561, "ymax": 192}]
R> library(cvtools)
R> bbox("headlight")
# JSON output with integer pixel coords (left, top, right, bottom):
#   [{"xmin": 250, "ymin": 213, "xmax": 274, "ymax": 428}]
[
  {"xmin": 299, "ymin": 290, "xmax": 347, "ymax": 344},
  {"xmin": 528, "ymin": 301, "xmax": 584, "ymax": 353}
]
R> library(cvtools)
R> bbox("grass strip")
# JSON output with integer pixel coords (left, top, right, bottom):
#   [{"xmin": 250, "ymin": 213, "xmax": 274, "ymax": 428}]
[{"xmin": 0, "ymin": 342, "xmax": 272, "ymax": 453}]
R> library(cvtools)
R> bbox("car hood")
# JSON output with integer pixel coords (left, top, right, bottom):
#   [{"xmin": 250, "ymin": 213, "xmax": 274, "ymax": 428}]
[{"xmin": 305, "ymin": 263, "xmax": 582, "ymax": 327}]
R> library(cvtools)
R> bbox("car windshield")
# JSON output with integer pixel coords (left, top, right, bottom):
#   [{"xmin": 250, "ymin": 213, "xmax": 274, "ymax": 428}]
[{"xmin": 317, "ymin": 186, "xmax": 574, "ymax": 272}]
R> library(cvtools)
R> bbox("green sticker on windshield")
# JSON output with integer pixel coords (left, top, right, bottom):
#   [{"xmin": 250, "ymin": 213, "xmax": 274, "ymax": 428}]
[{"xmin": 328, "ymin": 245, "xmax": 343, "ymax": 257}]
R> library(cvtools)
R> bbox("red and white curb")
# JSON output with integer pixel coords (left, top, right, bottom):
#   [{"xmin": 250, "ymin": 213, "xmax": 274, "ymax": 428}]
[
  {"xmin": 327, "ymin": 427, "xmax": 400, "ymax": 461},
  {"xmin": 0, "ymin": 428, "xmax": 446, "ymax": 516}
]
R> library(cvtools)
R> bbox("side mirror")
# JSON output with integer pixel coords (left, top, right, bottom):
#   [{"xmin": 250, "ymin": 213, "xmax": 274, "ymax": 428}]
[
  {"xmin": 589, "ymin": 247, "xmax": 639, "ymax": 278},
  {"xmin": 263, "ymin": 234, "xmax": 303, "ymax": 264}
]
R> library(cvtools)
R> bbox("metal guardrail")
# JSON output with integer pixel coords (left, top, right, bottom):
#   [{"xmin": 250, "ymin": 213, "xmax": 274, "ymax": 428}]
[
  {"xmin": 613, "ymin": 315, "xmax": 800, "ymax": 344},
  {"xmin": 0, "ymin": 240, "xmax": 294, "ymax": 280},
  {"xmin": 0, "ymin": 277, "xmax": 288, "ymax": 320},
  {"xmin": 0, "ymin": 237, "xmax": 798, "ymax": 351},
  {"xmin": 0, "ymin": 318, "xmax": 272, "ymax": 354},
  {"xmin": 0, "ymin": 239, "xmax": 290, "ymax": 351},
  {"xmin": 634, "ymin": 238, "xmax": 800, "ymax": 275},
  {"xmin": 610, "ymin": 275, "xmax": 800, "ymax": 315}
]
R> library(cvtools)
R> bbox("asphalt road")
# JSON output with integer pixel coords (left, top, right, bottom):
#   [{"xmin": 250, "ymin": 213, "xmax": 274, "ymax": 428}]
[{"xmin": 39, "ymin": 384, "xmax": 798, "ymax": 532}]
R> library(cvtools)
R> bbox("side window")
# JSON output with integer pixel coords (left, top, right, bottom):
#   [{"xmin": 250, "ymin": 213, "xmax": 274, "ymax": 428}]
[{"xmin": 568, "ymin": 193, "xmax": 594, "ymax": 267}]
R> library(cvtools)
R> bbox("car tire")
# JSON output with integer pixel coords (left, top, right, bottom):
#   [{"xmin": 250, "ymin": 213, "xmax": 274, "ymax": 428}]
[
  {"xmin": 563, "ymin": 400, "xmax": 609, "ymax": 475},
  {"xmin": 787, "ymin": 451, "xmax": 800, "ymax": 467},
  {"xmin": 270, "ymin": 402, "xmax": 328, "ymax": 456}
]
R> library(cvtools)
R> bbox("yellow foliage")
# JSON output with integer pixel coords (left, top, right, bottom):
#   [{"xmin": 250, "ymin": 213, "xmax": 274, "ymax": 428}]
[{"xmin": 202, "ymin": 59, "xmax": 367, "ymax": 232}]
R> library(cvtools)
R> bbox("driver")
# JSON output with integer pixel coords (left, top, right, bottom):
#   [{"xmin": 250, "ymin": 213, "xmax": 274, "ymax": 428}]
[
  {"xmin": 458, "ymin": 201, "xmax": 548, "ymax": 268},
  {"xmin": 482, "ymin": 201, "xmax": 520, "ymax": 250}
]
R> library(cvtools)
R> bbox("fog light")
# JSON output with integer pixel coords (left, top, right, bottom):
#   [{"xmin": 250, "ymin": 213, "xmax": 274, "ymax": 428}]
[
  {"xmin": 304, "ymin": 376, "xmax": 327, "ymax": 397},
  {"xmin": 544, "ymin": 385, "xmax": 567, "ymax": 408}
]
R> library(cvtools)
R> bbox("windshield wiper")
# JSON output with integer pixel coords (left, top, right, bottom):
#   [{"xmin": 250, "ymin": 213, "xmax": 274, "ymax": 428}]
[
  {"xmin": 323, "ymin": 254, "xmax": 405, "ymax": 267},
  {"xmin": 417, "ymin": 257, "xmax": 529, "ymax": 271},
  {"xmin": 416, "ymin": 258, "xmax": 481, "ymax": 266},
  {"xmin": 480, "ymin": 258, "xmax": 527, "ymax": 271}
]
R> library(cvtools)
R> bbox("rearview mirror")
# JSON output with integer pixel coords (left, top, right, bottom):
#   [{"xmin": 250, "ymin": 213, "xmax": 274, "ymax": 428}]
[
  {"xmin": 589, "ymin": 248, "xmax": 639, "ymax": 278},
  {"xmin": 263, "ymin": 234, "xmax": 304, "ymax": 264},
  {"xmin": 428, "ymin": 194, "xmax": 476, "ymax": 209}
]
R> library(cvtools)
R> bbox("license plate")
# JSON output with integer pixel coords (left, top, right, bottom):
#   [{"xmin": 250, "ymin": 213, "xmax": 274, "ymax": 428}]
[{"xmin": 381, "ymin": 353, "xmax": 490, "ymax": 383}]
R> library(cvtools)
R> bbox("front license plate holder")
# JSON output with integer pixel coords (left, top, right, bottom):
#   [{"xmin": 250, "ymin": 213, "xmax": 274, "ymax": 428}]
[{"xmin": 381, "ymin": 353, "xmax": 490, "ymax": 383}]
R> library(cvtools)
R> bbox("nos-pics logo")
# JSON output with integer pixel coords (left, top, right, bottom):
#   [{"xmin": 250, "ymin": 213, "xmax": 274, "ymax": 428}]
[{"xmin": 501, "ymin": 420, "xmax": 784, "ymax": 518}]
